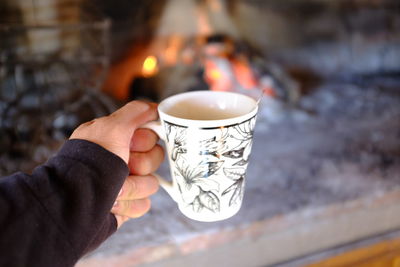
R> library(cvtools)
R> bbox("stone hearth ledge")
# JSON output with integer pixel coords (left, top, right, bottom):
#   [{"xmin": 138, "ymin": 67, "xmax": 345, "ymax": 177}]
[{"xmin": 77, "ymin": 187, "xmax": 400, "ymax": 267}]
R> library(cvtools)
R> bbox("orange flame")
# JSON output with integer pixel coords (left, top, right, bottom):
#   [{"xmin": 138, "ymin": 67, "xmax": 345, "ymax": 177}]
[
  {"xmin": 142, "ymin": 55, "xmax": 158, "ymax": 77},
  {"xmin": 209, "ymin": 69, "xmax": 222, "ymax": 80}
]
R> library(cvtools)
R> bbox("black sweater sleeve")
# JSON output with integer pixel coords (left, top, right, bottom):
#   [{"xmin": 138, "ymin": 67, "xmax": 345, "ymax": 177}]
[{"xmin": 0, "ymin": 139, "xmax": 129, "ymax": 267}]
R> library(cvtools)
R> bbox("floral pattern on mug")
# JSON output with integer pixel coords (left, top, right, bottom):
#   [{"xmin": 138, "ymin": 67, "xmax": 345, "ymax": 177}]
[{"xmin": 164, "ymin": 115, "xmax": 257, "ymax": 213}]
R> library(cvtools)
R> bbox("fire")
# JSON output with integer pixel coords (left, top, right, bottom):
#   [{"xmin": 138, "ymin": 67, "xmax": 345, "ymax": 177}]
[
  {"xmin": 204, "ymin": 60, "xmax": 233, "ymax": 92},
  {"xmin": 231, "ymin": 58, "xmax": 258, "ymax": 89},
  {"xmin": 164, "ymin": 35, "xmax": 184, "ymax": 66},
  {"xmin": 209, "ymin": 69, "xmax": 222, "ymax": 80},
  {"xmin": 142, "ymin": 55, "xmax": 158, "ymax": 77}
]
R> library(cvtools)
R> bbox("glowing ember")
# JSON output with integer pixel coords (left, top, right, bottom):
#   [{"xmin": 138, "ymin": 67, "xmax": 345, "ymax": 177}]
[
  {"xmin": 142, "ymin": 55, "xmax": 158, "ymax": 77},
  {"xmin": 209, "ymin": 69, "xmax": 223, "ymax": 81},
  {"xmin": 231, "ymin": 58, "xmax": 258, "ymax": 89}
]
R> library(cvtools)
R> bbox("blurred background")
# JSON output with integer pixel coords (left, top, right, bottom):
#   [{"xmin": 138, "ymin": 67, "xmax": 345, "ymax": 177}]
[
  {"xmin": 1, "ymin": 0, "xmax": 399, "ymax": 175},
  {"xmin": 0, "ymin": 0, "xmax": 399, "ymax": 175},
  {"xmin": 1, "ymin": 0, "xmax": 400, "ymax": 266}
]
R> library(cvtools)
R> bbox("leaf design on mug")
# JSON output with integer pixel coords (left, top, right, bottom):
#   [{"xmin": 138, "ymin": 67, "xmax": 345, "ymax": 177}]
[
  {"xmin": 233, "ymin": 159, "xmax": 248, "ymax": 166},
  {"xmin": 190, "ymin": 187, "xmax": 220, "ymax": 213},
  {"xmin": 228, "ymin": 138, "xmax": 253, "ymax": 166},
  {"xmin": 199, "ymin": 130, "xmax": 228, "ymax": 159},
  {"xmin": 191, "ymin": 196, "xmax": 203, "ymax": 213},
  {"xmin": 242, "ymin": 139, "xmax": 253, "ymax": 162},
  {"xmin": 177, "ymin": 181, "xmax": 183, "ymax": 194},
  {"xmin": 222, "ymin": 147, "xmax": 245, "ymax": 159},
  {"xmin": 164, "ymin": 123, "xmax": 173, "ymax": 142},
  {"xmin": 222, "ymin": 177, "xmax": 244, "ymax": 206},
  {"xmin": 171, "ymin": 128, "xmax": 187, "ymax": 161},
  {"xmin": 223, "ymin": 167, "xmax": 246, "ymax": 181},
  {"xmin": 230, "ymin": 117, "xmax": 256, "ymax": 143},
  {"xmin": 175, "ymin": 160, "xmax": 221, "ymax": 192},
  {"xmin": 199, "ymin": 136, "xmax": 219, "ymax": 158},
  {"xmin": 175, "ymin": 161, "xmax": 204, "ymax": 191},
  {"xmin": 223, "ymin": 166, "xmax": 247, "ymax": 206},
  {"xmin": 200, "ymin": 160, "xmax": 224, "ymax": 178},
  {"xmin": 225, "ymin": 117, "xmax": 255, "ymax": 166}
]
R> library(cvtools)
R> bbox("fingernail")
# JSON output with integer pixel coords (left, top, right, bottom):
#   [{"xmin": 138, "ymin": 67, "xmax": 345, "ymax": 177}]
[
  {"xmin": 113, "ymin": 201, "xmax": 119, "ymax": 208},
  {"xmin": 118, "ymin": 188, "xmax": 123, "ymax": 197}
]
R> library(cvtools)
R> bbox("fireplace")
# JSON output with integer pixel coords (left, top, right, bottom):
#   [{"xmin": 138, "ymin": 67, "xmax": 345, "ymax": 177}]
[{"xmin": 0, "ymin": 0, "xmax": 399, "ymax": 176}]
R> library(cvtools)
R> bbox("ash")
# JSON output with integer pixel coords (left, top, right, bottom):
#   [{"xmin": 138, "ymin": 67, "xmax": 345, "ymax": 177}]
[{"xmin": 251, "ymin": 78, "xmax": 400, "ymax": 212}]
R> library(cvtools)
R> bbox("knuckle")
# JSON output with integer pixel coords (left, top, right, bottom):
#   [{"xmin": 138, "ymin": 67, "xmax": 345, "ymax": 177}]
[
  {"xmin": 141, "ymin": 162, "xmax": 152, "ymax": 176},
  {"xmin": 81, "ymin": 119, "xmax": 97, "ymax": 127},
  {"xmin": 130, "ymin": 144, "xmax": 165, "ymax": 175},
  {"xmin": 155, "ymin": 144, "xmax": 165, "ymax": 160},
  {"xmin": 127, "ymin": 100, "xmax": 151, "ymax": 112},
  {"xmin": 70, "ymin": 124, "xmax": 89, "ymax": 139},
  {"xmin": 132, "ymin": 154, "xmax": 152, "ymax": 175},
  {"xmin": 106, "ymin": 126, "xmax": 124, "ymax": 140},
  {"xmin": 126, "ymin": 177, "xmax": 138, "ymax": 196}
]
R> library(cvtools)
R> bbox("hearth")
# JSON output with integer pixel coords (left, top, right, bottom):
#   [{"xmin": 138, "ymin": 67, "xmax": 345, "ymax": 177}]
[{"xmin": 0, "ymin": 0, "xmax": 399, "ymax": 177}]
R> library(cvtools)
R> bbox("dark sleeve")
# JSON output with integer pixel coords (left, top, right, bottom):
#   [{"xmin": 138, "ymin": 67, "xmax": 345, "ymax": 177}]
[{"xmin": 0, "ymin": 139, "xmax": 129, "ymax": 267}]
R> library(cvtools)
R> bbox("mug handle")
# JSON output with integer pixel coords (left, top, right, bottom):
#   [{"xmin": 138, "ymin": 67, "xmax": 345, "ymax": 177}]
[{"xmin": 140, "ymin": 121, "xmax": 179, "ymax": 203}]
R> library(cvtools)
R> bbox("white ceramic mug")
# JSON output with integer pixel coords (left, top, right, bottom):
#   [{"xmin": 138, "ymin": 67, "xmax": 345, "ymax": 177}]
[{"xmin": 143, "ymin": 91, "xmax": 258, "ymax": 222}]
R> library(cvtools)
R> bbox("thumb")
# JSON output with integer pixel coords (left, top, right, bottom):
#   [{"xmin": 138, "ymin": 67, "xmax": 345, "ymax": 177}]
[
  {"xmin": 70, "ymin": 101, "xmax": 158, "ymax": 164},
  {"xmin": 111, "ymin": 101, "xmax": 158, "ymax": 136},
  {"xmin": 105, "ymin": 101, "xmax": 159, "ymax": 159}
]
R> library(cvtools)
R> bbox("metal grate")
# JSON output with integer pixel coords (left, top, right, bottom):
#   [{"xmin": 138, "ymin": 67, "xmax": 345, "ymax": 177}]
[{"xmin": 0, "ymin": 5, "xmax": 116, "ymax": 175}]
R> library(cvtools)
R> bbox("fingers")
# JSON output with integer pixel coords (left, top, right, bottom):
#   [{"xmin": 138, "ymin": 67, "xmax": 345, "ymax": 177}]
[
  {"xmin": 111, "ymin": 174, "xmax": 159, "ymax": 227},
  {"xmin": 112, "ymin": 198, "xmax": 151, "ymax": 219},
  {"xmin": 129, "ymin": 144, "xmax": 164, "ymax": 175},
  {"xmin": 118, "ymin": 175, "xmax": 159, "ymax": 200},
  {"xmin": 130, "ymin": 128, "xmax": 159, "ymax": 152}
]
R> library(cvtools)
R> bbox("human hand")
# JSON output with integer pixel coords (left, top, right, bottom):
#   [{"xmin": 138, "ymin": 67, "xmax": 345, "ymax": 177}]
[
  {"xmin": 70, "ymin": 101, "xmax": 164, "ymax": 227},
  {"xmin": 111, "ymin": 127, "xmax": 164, "ymax": 227}
]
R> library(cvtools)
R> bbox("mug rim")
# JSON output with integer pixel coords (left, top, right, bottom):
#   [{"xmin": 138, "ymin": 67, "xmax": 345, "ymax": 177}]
[{"xmin": 158, "ymin": 91, "xmax": 258, "ymax": 128}]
